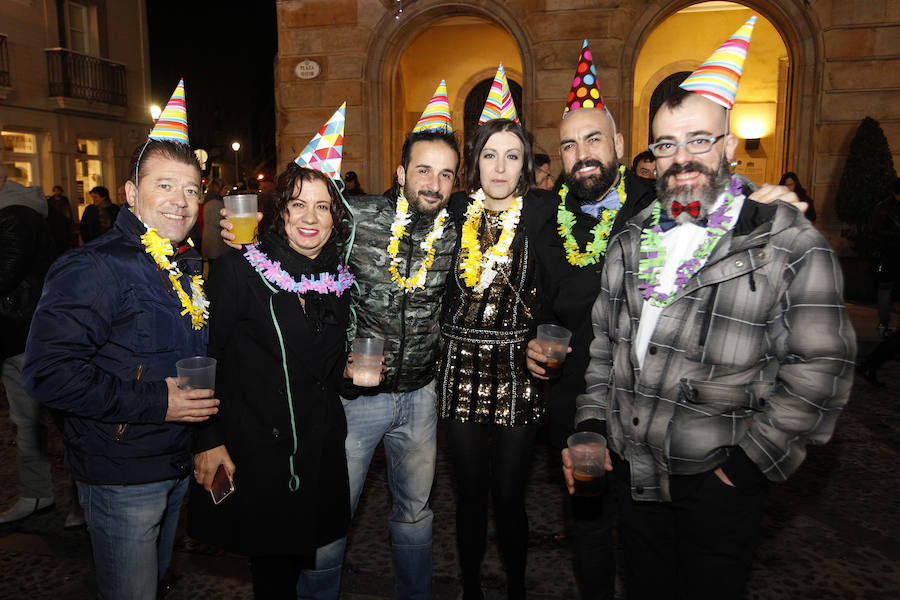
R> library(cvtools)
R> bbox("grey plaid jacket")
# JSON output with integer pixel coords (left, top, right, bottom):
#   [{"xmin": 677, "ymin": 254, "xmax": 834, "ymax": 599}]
[{"xmin": 575, "ymin": 199, "xmax": 856, "ymax": 502}]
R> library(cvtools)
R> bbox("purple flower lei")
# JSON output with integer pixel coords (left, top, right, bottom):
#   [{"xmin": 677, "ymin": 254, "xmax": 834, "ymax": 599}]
[
  {"xmin": 637, "ymin": 176, "xmax": 742, "ymax": 307},
  {"xmin": 243, "ymin": 242, "xmax": 354, "ymax": 297}
]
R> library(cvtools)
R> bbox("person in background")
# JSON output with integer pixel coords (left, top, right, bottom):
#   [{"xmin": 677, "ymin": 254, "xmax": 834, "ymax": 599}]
[
  {"xmin": 779, "ymin": 171, "xmax": 816, "ymax": 222},
  {"xmin": 343, "ymin": 170, "xmax": 366, "ymax": 195},
  {"xmin": 0, "ymin": 163, "xmax": 59, "ymax": 525},
  {"xmin": 631, "ymin": 150, "xmax": 656, "ymax": 183},
  {"xmin": 46, "ymin": 185, "xmax": 75, "ymax": 253},
  {"xmin": 202, "ymin": 178, "xmax": 229, "ymax": 263},
  {"xmin": 533, "ymin": 153, "xmax": 555, "ymax": 191},
  {"xmin": 80, "ymin": 185, "xmax": 120, "ymax": 243}
]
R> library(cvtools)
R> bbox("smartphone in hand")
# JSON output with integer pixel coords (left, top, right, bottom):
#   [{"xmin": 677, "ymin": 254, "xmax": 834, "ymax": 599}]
[{"xmin": 210, "ymin": 463, "xmax": 235, "ymax": 505}]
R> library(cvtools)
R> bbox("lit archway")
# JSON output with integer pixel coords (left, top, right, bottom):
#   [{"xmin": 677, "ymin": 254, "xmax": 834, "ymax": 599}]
[
  {"xmin": 621, "ymin": 0, "xmax": 822, "ymax": 192},
  {"xmin": 363, "ymin": 2, "xmax": 532, "ymax": 190},
  {"xmin": 631, "ymin": 3, "xmax": 790, "ymax": 184}
]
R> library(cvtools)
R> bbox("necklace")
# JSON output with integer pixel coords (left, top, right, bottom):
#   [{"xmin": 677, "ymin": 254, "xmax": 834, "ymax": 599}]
[
  {"xmin": 387, "ymin": 189, "xmax": 449, "ymax": 293},
  {"xmin": 243, "ymin": 242, "xmax": 354, "ymax": 296},
  {"xmin": 139, "ymin": 228, "xmax": 208, "ymax": 330},
  {"xmin": 459, "ymin": 189, "xmax": 523, "ymax": 293},
  {"xmin": 638, "ymin": 176, "xmax": 742, "ymax": 307},
  {"xmin": 557, "ymin": 164, "xmax": 627, "ymax": 266}
]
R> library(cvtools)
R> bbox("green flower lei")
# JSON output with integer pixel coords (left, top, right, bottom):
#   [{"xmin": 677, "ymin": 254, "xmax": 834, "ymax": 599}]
[{"xmin": 556, "ymin": 164, "xmax": 627, "ymax": 267}]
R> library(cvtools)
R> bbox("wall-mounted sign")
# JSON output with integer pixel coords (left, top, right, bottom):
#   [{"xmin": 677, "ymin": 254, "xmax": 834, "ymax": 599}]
[{"xmin": 294, "ymin": 59, "xmax": 321, "ymax": 80}]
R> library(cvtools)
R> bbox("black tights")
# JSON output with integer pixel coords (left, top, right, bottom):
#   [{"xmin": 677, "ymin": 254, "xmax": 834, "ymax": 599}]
[{"xmin": 444, "ymin": 420, "xmax": 538, "ymax": 600}]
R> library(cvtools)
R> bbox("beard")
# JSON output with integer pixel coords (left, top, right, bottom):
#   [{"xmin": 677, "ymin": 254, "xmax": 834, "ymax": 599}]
[
  {"xmin": 656, "ymin": 154, "xmax": 731, "ymax": 223},
  {"xmin": 403, "ymin": 185, "xmax": 448, "ymax": 218},
  {"xmin": 563, "ymin": 159, "xmax": 619, "ymax": 204}
]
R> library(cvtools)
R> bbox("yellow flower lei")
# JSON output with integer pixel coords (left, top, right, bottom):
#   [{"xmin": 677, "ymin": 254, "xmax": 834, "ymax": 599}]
[
  {"xmin": 459, "ymin": 189, "xmax": 523, "ymax": 293},
  {"xmin": 139, "ymin": 228, "xmax": 209, "ymax": 330},
  {"xmin": 557, "ymin": 164, "xmax": 627, "ymax": 267},
  {"xmin": 387, "ymin": 190, "xmax": 449, "ymax": 293}
]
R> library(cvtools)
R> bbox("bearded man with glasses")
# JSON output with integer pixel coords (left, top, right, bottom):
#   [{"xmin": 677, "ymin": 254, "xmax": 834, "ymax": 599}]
[{"xmin": 569, "ymin": 78, "xmax": 856, "ymax": 598}]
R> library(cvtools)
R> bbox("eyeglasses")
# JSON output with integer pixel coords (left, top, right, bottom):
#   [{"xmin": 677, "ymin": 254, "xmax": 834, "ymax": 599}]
[{"xmin": 648, "ymin": 134, "xmax": 726, "ymax": 158}]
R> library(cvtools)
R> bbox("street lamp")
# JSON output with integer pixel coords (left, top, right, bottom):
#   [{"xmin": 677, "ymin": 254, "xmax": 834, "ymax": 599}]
[
  {"xmin": 231, "ymin": 141, "xmax": 241, "ymax": 185},
  {"xmin": 150, "ymin": 105, "xmax": 161, "ymax": 121}
]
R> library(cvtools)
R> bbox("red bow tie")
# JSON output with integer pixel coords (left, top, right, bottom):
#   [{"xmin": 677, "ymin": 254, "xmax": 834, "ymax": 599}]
[{"xmin": 671, "ymin": 200, "xmax": 701, "ymax": 218}]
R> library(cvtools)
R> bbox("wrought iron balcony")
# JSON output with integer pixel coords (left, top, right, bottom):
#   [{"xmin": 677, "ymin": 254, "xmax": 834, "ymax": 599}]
[
  {"xmin": 45, "ymin": 48, "xmax": 126, "ymax": 107},
  {"xmin": 0, "ymin": 34, "xmax": 10, "ymax": 88}
]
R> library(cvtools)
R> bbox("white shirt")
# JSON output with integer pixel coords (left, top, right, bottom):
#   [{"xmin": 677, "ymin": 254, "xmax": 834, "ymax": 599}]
[{"xmin": 634, "ymin": 192, "xmax": 745, "ymax": 368}]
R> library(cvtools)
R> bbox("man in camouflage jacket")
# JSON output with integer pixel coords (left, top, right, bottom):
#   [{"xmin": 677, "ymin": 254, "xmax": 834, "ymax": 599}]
[
  {"xmin": 298, "ymin": 129, "xmax": 460, "ymax": 600},
  {"xmin": 570, "ymin": 89, "xmax": 856, "ymax": 599}
]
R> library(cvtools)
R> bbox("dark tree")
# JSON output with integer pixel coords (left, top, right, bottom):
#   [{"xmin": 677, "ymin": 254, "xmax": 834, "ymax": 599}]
[{"xmin": 836, "ymin": 117, "xmax": 896, "ymax": 256}]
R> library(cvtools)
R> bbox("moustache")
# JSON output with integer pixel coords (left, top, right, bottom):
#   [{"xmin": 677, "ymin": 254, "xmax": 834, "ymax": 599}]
[
  {"xmin": 417, "ymin": 190, "xmax": 441, "ymax": 200},
  {"xmin": 660, "ymin": 161, "xmax": 715, "ymax": 180}
]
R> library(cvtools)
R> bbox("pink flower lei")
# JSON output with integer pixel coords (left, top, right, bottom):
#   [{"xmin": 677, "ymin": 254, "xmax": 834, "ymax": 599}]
[
  {"xmin": 243, "ymin": 242, "xmax": 354, "ymax": 296},
  {"xmin": 637, "ymin": 176, "xmax": 742, "ymax": 307}
]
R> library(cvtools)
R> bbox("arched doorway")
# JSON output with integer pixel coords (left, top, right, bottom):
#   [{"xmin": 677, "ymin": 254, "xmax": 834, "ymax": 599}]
[
  {"xmin": 363, "ymin": 3, "xmax": 533, "ymax": 191},
  {"xmin": 629, "ymin": 2, "xmax": 792, "ymax": 185}
]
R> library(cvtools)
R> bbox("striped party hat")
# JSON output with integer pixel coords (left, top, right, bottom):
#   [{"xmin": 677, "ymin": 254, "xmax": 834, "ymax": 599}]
[
  {"xmin": 149, "ymin": 79, "xmax": 189, "ymax": 144},
  {"xmin": 294, "ymin": 102, "xmax": 345, "ymax": 181},
  {"xmin": 412, "ymin": 79, "xmax": 453, "ymax": 133},
  {"xmin": 479, "ymin": 64, "xmax": 519, "ymax": 123},
  {"xmin": 563, "ymin": 40, "xmax": 605, "ymax": 116},
  {"xmin": 679, "ymin": 15, "xmax": 757, "ymax": 109}
]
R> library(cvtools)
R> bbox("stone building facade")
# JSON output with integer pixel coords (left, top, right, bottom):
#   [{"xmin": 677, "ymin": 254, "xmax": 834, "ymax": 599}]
[
  {"xmin": 0, "ymin": 0, "xmax": 153, "ymax": 214},
  {"xmin": 275, "ymin": 0, "xmax": 899, "ymax": 249}
]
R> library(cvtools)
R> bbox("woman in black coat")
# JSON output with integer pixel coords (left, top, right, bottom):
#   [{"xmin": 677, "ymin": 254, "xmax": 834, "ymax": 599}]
[{"xmin": 189, "ymin": 163, "xmax": 354, "ymax": 598}]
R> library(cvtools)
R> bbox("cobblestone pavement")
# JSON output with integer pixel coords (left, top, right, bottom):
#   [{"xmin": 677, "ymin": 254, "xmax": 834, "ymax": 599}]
[{"xmin": 1, "ymin": 303, "xmax": 898, "ymax": 599}]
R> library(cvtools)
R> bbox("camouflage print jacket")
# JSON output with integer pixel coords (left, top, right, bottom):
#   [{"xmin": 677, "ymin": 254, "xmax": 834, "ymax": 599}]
[{"xmin": 343, "ymin": 192, "xmax": 458, "ymax": 395}]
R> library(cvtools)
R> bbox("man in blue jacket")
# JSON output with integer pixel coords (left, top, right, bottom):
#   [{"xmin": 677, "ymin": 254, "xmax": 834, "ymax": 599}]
[{"xmin": 23, "ymin": 136, "xmax": 219, "ymax": 599}]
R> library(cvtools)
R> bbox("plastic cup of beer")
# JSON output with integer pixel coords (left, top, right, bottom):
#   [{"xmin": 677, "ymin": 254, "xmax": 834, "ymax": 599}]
[
  {"xmin": 351, "ymin": 338, "xmax": 384, "ymax": 387},
  {"xmin": 567, "ymin": 432, "xmax": 607, "ymax": 496},
  {"xmin": 176, "ymin": 356, "xmax": 217, "ymax": 391},
  {"xmin": 536, "ymin": 324, "xmax": 572, "ymax": 379},
  {"xmin": 224, "ymin": 194, "xmax": 258, "ymax": 245}
]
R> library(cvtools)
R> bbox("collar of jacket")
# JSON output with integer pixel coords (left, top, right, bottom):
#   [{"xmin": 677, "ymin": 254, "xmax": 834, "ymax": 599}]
[{"xmin": 115, "ymin": 207, "xmax": 203, "ymax": 276}]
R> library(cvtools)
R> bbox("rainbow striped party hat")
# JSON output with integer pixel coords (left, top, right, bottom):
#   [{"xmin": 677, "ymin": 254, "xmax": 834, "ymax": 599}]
[
  {"xmin": 479, "ymin": 64, "xmax": 519, "ymax": 123},
  {"xmin": 412, "ymin": 79, "xmax": 453, "ymax": 133},
  {"xmin": 149, "ymin": 79, "xmax": 189, "ymax": 144},
  {"xmin": 563, "ymin": 40, "xmax": 605, "ymax": 116},
  {"xmin": 679, "ymin": 15, "xmax": 757, "ymax": 109},
  {"xmin": 294, "ymin": 102, "xmax": 345, "ymax": 181}
]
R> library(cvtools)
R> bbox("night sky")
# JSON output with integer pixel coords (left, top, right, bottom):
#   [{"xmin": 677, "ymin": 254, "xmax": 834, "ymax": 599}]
[{"xmin": 146, "ymin": 1, "xmax": 277, "ymax": 180}]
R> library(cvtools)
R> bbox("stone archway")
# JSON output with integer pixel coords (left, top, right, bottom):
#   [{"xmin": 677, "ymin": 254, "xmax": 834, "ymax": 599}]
[
  {"xmin": 362, "ymin": 1, "xmax": 534, "ymax": 190},
  {"xmin": 619, "ymin": 0, "xmax": 823, "ymax": 179}
]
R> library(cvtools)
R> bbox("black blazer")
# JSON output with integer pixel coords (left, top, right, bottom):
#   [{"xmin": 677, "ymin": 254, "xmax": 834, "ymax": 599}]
[
  {"xmin": 533, "ymin": 171, "xmax": 656, "ymax": 448},
  {"xmin": 188, "ymin": 248, "xmax": 351, "ymax": 559}
]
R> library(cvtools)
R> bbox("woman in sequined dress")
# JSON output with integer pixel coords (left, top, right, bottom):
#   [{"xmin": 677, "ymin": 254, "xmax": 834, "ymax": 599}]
[{"xmin": 438, "ymin": 118, "xmax": 555, "ymax": 600}]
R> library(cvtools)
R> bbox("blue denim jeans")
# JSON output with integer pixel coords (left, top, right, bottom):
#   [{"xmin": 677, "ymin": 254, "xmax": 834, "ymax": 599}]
[
  {"xmin": 297, "ymin": 381, "xmax": 437, "ymax": 600},
  {"xmin": 77, "ymin": 477, "xmax": 189, "ymax": 600}
]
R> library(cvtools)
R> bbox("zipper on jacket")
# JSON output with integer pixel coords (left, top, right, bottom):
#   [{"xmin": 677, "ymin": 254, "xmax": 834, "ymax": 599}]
[
  {"xmin": 393, "ymin": 212, "xmax": 419, "ymax": 392},
  {"xmin": 115, "ymin": 363, "xmax": 145, "ymax": 441}
]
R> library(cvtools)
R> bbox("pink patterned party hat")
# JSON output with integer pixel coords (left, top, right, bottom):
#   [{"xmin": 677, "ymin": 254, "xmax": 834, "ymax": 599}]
[
  {"xmin": 412, "ymin": 80, "xmax": 453, "ymax": 133},
  {"xmin": 149, "ymin": 79, "xmax": 189, "ymax": 144},
  {"xmin": 294, "ymin": 103, "xmax": 345, "ymax": 181},
  {"xmin": 479, "ymin": 64, "xmax": 518, "ymax": 123},
  {"xmin": 679, "ymin": 15, "xmax": 757, "ymax": 109}
]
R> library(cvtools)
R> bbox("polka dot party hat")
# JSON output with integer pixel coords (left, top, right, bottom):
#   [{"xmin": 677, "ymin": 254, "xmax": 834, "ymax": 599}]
[{"xmin": 563, "ymin": 40, "xmax": 604, "ymax": 116}]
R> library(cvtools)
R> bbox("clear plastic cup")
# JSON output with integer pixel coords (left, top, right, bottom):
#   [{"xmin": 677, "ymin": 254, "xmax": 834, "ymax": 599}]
[
  {"xmin": 536, "ymin": 324, "xmax": 573, "ymax": 379},
  {"xmin": 567, "ymin": 432, "xmax": 607, "ymax": 496},
  {"xmin": 351, "ymin": 338, "xmax": 384, "ymax": 387},
  {"xmin": 224, "ymin": 194, "xmax": 258, "ymax": 244},
  {"xmin": 175, "ymin": 356, "xmax": 217, "ymax": 390}
]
